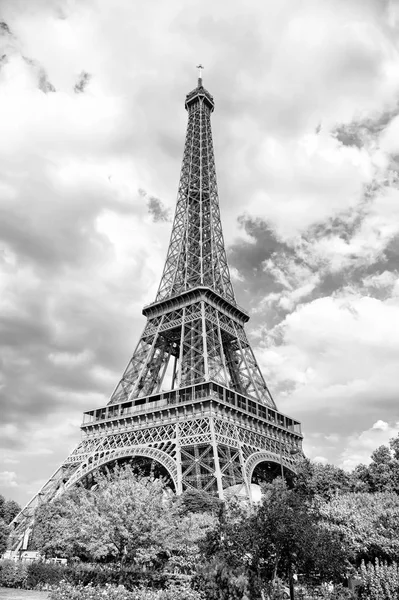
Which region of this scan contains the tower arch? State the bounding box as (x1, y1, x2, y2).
(64, 446, 178, 492)
(246, 451, 297, 486)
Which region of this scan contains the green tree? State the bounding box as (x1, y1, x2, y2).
(352, 434, 399, 494)
(167, 511, 216, 575)
(253, 479, 348, 596)
(195, 500, 254, 600)
(0, 495, 5, 521)
(197, 480, 349, 600)
(0, 520, 9, 554)
(3, 499, 21, 525)
(178, 489, 222, 516)
(33, 466, 179, 571)
(294, 458, 354, 499)
(319, 491, 399, 565)
(32, 465, 214, 581)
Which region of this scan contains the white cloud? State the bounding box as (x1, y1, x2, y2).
(340, 420, 399, 470)
(258, 292, 399, 420)
(1, 0, 399, 503)
(0, 471, 18, 488)
(246, 133, 373, 239)
(313, 456, 329, 465)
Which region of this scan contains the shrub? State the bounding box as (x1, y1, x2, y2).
(356, 559, 399, 600)
(26, 561, 68, 589)
(49, 582, 140, 600)
(318, 584, 354, 599)
(49, 581, 204, 600)
(159, 581, 205, 600)
(0, 559, 28, 588)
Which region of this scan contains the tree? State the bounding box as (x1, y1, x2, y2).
(0, 520, 9, 555)
(32, 465, 215, 581)
(0, 495, 21, 553)
(252, 479, 349, 597)
(197, 480, 349, 600)
(33, 466, 180, 571)
(293, 458, 354, 499)
(3, 499, 21, 525)
(178, 489, 222, 516)
(195, 500, 255, 600)
(167, 511, 216, 575)
(0, 495, 5, 521)
(318, 491, 399, 565)
(352, 434, 399, 494)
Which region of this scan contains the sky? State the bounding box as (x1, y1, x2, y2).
(1, 0, 399, 506)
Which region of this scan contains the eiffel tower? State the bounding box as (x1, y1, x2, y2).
(11, 69, 303, 549)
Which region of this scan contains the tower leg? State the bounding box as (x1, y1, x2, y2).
(210, 417, 224, 499)
(175, 423, 183, 495)
(238, 442, 252, 504)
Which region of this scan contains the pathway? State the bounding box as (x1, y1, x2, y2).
(0, 589, 49, 600)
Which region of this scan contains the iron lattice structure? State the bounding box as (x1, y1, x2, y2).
(11, 76, 303, 550)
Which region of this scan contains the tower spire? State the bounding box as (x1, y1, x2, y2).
(156, 72, 234, 303)
(197, 63, 204, 86)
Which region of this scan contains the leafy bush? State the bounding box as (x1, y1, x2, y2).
(0, 559, 28, 588)
(356, 559, 399, 600)
(0, 559, 172, 591)
(159, 581, 205, 600)
(49, 581, 205, 600)
(318, 584, 354, 599)
(26, 561, 68, 589)
(49, 582, 145, 600)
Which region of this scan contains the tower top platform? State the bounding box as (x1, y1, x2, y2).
(185, 80, 215, 112)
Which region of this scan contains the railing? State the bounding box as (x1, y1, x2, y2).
(82, 381, 302, 437)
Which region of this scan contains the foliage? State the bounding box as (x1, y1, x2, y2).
(317, 584, 354, 599)
(0, 495, 21, 524)
(49, 581, 205, 600)
(252, 479, 349, 586)
(352, 434, 399, 494)
(25, 561, 70, 589)
(0, 558, 28, 588)
(49, 582, 156, 600)
(33, 466, 181, 569)
(195, 498, 255, 599)
(196, 482, 349, 599)
(33, 465, 215, 579)
(294, 459, 354, 500)
(159, 581, 206, 600)
(0, 520, 9, 555)
(318, 492, 399, 564)
(356, 559, 399, 600)
(194, 556, 252, 600)
(3, 499, 21, 524)
(178, 489, 222, 516)
(165, 511, 215, 575)
(0, 494, 21, 553)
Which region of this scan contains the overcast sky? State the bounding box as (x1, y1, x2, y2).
(1, 0, 399, 505)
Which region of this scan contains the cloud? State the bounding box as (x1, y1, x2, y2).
(1, 0, 399, 504)
(139, 189, 171, 223)
(0, 471, 18, 488)
(340, 420, 399, 470)
(255, 291, 399, 446)
(74, 71, 91, 94)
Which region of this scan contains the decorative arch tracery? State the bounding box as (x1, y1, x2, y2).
(63, 446, 178, 491)
(245, 451, 297, 483)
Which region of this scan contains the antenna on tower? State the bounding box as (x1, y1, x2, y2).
(197, 64, 204, 86)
